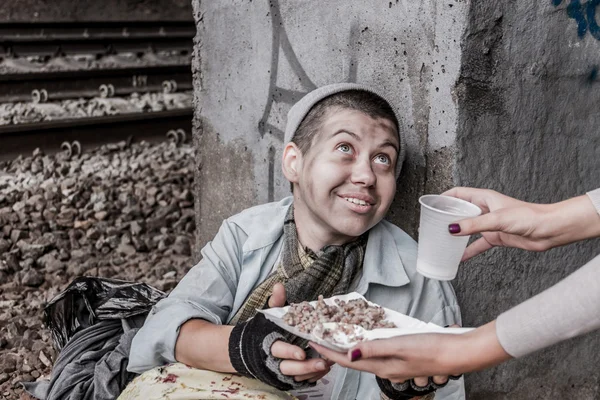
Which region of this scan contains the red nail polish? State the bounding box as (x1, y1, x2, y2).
(448, 224, 461, 234)
(350, 349, 362, 361)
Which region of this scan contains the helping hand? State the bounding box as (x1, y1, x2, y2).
(310, 321, 511, 384)
(442, 187, 598, 260)
(309, 325, 464, 385)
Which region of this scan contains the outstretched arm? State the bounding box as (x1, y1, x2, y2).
(312, 254, 600, 379)
(443, 187, 600, 260)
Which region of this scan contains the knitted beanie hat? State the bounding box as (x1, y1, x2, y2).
(284, 83, 405, 178)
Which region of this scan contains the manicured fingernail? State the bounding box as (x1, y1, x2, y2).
(448, 224, 461, 234)
(350, 349, 362, 361)
(316, 361, 326, 370)
(444, 325, 450, 328)
(295, 352, 303, 360)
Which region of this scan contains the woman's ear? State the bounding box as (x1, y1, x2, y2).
(282, 142, 302, 184)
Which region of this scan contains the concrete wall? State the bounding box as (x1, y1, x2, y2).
(0, 0, 192, 22)
(192, 0, 468, 247)
(454, 1, 600, 398)
(192, 0, 600, 398)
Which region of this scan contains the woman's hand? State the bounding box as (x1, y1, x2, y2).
(309, 321, 511, 383)
(443, 187, 600, 260)
(310, 332, 460, 384)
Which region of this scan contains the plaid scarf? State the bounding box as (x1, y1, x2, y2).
(231, 204, 367, 325)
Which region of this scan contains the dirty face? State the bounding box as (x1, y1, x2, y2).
(288, 108, 399, 248)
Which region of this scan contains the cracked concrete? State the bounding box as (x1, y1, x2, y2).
(192, 1, 599, 397)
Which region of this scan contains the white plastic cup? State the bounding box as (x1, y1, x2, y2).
(416, 195, 482, 280)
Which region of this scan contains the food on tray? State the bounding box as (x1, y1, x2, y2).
(319, 322, 366, 344)
(281, 295, 396, 334)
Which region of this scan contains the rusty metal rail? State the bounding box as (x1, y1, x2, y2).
(0, 21, 195, 57)
(0, 65, 192, 103)
(0, 108, 193, 160)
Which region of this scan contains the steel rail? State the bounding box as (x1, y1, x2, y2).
(0, 108, 194, 160)
(0, 64, 192, 103)
(0, 21, 195, 57)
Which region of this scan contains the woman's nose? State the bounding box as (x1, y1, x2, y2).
(351, 158, 376, 186)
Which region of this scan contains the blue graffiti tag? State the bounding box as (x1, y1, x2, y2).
(553, 0, 600, 39)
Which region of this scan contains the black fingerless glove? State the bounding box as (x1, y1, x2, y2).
(228, 313, 314, 392)
(376, 375, 461, 399)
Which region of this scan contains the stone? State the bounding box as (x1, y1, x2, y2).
(58, 248, 70, 261)
(42, 208, 56, 221)
(21, 258, 35, 270)
(5, 252, 20, 272)
(38, 351, 51, 368)
(56, 208, 78, 227)
(0, 239, 10, 253)
(70, 249, 87, 260)
(162, 270, 176, 279)
(173, 236, 191, 256)
(131, 236, 148, 252)
(60, 177, 76, 190)
(21, 269, 44, 287)
(116, 243, 136, 256)
(1, 354, 17, 373)
(130, 221, 143, 236)
(73, 220, 93, 230)
(86, 228, 101, 240)
(94, 211, 108, 221)
(16, 241, 46, 260)
(35, 253, 61, 270)
(12, 201, 27, 213)
(10, 229, 28, 243)
(20, 373, 33, 383)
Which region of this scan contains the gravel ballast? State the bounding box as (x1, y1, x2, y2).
(0, 140, 196, 399)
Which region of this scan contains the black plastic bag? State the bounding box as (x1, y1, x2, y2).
(43, 276, 165, 351)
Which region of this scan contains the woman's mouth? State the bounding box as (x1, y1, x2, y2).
(340, 195, 375, 213)
(343, 197, 370, 206)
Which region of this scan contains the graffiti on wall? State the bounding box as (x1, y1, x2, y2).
(259, 0, 359, 142)
(260, 0, 359, 201)
(553, 0, 600, 40)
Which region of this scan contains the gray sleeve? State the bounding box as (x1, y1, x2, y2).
(496, 254, 600, 358)
(127, 219, 244, 373)
(587, 188, 600, 215)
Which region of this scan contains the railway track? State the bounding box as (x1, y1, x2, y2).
(0, 21, 195, 158)
(0, 108, 193, 161)
(0, 65, 192, 103)
(0, 21, 194, 58)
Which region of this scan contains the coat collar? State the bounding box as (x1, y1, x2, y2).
(239, 196, 410, 289)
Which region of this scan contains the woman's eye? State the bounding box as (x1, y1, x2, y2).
(374, 154, 390, 165)
(337, 144, 352, 154)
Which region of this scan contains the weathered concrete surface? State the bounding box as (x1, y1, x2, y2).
(193, 0, 468, 244)
(192, 0, 600, 398)
(0, 0, 192, 22)
(454, 1, 600, 398)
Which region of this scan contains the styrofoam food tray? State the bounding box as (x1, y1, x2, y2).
(258, 292, 473, 352)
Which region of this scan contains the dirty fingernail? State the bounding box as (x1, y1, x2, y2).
(448, 224, 461, 234)
(350, 349, 362, 362)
